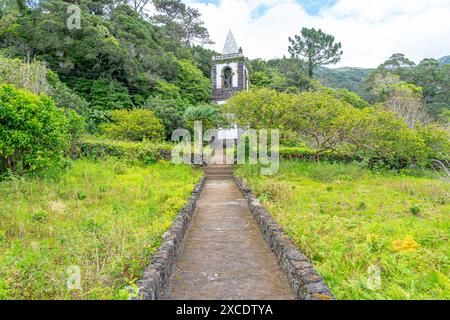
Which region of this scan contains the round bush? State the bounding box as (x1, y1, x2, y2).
(0, 84, 69, 173)
(101, 109, 165, 142)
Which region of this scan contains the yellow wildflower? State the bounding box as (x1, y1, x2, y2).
(392, 236, 420, 252)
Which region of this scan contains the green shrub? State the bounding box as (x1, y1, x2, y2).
(409, 206, 421, 216)
(101, 109, 165, 142)
(183, 104, 223, 131)
(79, 135, 172, 164)
(175, 60, 211, 105)
(416, 124, 450, 164)
(30, 210, 48, 223)
(284, 91, 357, 157)
(225, 88, 294, 129)
(65, 109, 86, 158)
(145, 96, 189, 138)
(347, 107, 427, 168)
(0, 85, 69, 174)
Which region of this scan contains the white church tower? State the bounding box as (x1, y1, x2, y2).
(211, 31, 250, 105)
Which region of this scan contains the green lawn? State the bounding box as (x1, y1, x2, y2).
(236, 160, 449, 300)
(0, 159, 201, 299)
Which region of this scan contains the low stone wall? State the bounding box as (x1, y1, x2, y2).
(137, 177, 206, 300)
(234, 177, 335, 300)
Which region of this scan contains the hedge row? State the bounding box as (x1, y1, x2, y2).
(78, 136, 172, 164)
(278, 147, 443, 170)
(77, 138, 441, 171)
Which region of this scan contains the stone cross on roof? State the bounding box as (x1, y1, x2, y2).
(222, 30, 240, 55)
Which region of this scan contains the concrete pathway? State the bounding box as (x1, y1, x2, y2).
(163, 165, 294, 300)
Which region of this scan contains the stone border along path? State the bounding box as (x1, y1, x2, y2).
(235, 177, 335, 300)
(138, 164, 334, 300)
(137, 176, 206, 300)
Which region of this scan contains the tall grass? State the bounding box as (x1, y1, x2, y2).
(0, 159, 201, 299)
(236, 160, 450, 300)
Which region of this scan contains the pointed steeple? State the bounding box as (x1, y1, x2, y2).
(222, 30, 239, 55)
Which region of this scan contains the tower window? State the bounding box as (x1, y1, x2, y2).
(222, 66, 233, 89)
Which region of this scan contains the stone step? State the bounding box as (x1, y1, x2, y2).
(206, 175, 234, 180)
(204, 164, 234, 168)
(205, 171, 233, 175)
(205, 170, 233, 175)
(203, 168, 234, 174)
(203, 165, 234, 169)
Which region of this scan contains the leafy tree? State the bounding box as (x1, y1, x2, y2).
(249, 58, 269, 73)
(225, 89, 293, 130)
(152, 79, 181, 100)
(412, 59, 443, 102)
(378, 53, 415, 77)
(144, 95, 188, 138)
(101, 109, 165, 141)
(416, 124, 450, 164)
(314, 84, 370, 109)
(152, 0, 212, 46)
(383, 83, 429, 129)
(123, 0, 151, 15)
(89, 78, 134, 111)
(0, 84, 70, 173)
(268, 58, 311, 90)
(346, 107, 427, 168)
(250, 71, 272, 88)
(247, 58, 311, 92)
(191, 45, 214, 77)
(284, 92, 354, 158)
(88, 78, 134, 132)
(334, 88, 370, 109)
(365, 54, 449, 120)
(364, 72, 403, 102)
(411, 59, 450, 118)
(46, 70, 90, 116)
(0, 56, 49, 94)
(65, 107, 87, 158)
(174, 59, 210, 104)
(288, 28, 343, 78)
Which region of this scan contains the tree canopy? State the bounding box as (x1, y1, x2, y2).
(0, 0, 213, 132)
(288, 27, 343, 78)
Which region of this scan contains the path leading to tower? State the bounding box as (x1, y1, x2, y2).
(163, 165, 294, 300)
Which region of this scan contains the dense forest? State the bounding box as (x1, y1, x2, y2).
(0, 0, 215, 133)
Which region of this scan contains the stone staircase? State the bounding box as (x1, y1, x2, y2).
(202, 165, 234, 180)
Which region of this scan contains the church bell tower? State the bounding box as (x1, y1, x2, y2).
(211, 31, 249, 104)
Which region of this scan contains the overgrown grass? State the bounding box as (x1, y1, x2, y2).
(0, 159, 201, 299)
(236, 160, 449, 300)
(81, 134, 174, 151)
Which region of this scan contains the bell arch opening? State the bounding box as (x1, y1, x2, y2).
(221, 66, 233, 89)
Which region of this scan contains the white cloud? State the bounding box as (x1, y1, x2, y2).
(187, 0, 450, 68)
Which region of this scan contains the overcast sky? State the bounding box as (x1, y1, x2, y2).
(185, 0, 450, 68)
